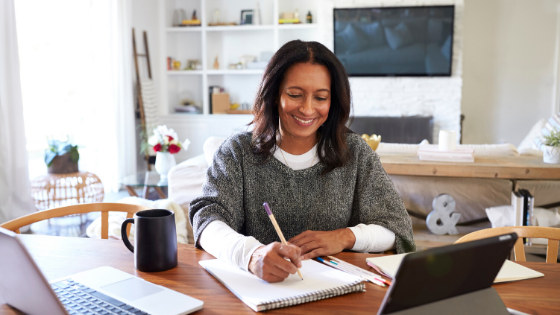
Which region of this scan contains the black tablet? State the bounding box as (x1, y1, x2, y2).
(378, 233, 518, 315)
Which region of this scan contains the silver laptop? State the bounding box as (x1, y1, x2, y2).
(0, 227, 203, 315)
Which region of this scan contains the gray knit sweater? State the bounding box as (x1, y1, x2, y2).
(189, 132, 415, 253)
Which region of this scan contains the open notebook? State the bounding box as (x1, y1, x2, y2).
(366, 254, 544, 283)
(199, 259, 365, 312)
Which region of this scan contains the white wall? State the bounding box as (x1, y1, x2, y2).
(462, 0, 560, 145)
(131, 0, 161, 101)
(320, 0, 465, 144)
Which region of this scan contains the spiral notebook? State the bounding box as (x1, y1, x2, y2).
(199, 259, 365, 312)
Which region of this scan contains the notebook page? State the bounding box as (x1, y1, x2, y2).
(199, 259, 362, 309)
(494, 260, 544, 283)
(366, 254, 543, 283)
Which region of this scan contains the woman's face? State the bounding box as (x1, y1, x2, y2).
(278, 62, 331, 143)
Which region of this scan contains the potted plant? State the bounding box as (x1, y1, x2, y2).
(147, 125, 190, 183)
(44, 139, 80, 174)
(542, 129, 560, 164)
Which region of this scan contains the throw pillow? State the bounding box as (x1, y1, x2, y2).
(440, 35, 452, 61)
(337, 23, 369, 53)
(534, 112, 560, 149)
(384, 22, 413, 50)
(203, 136, 226, 167)
(356, 22, 386, 48)
(518, 118, 546, 150)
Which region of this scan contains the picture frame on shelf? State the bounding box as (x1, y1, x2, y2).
(240, 10, 253, 25)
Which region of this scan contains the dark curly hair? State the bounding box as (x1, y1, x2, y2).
(250, 40, 352, 174)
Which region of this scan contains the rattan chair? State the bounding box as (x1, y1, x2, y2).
(455, 226, 560, 264)
(0, 203, 151, 239)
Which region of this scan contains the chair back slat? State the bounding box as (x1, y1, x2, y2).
(455, 226, 560, 264)
(101, 211, 109, 240)
(513, 238, 526, 262)
(0, 203, 151, 239)
(547, 240, 559, 264)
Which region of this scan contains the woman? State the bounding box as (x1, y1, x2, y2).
(190, 40, 415, 283)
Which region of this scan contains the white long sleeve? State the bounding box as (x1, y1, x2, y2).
(199, 220, 264, 271)
(348, 223, 396, 252)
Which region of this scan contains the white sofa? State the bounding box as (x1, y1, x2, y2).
(169, 137, 559, 244)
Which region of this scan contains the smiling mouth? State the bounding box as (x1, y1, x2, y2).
(292, 115, 315, 124)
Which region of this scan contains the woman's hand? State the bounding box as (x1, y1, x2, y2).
(288, 229, 356, 260)
(248, 242, 302, 283)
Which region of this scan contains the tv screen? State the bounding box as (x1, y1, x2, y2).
(334, 6, 454, 77)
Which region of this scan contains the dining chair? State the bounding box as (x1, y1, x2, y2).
(0, 203, 151, 239)
(455, 226, 560, 264)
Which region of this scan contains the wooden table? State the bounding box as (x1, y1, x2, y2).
(2, 235, 559, 315)
(379, 154, 560, 180)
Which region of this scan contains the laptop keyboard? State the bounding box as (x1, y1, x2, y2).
(51, 279, 151, 315)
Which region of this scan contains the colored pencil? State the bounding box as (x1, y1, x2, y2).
(366, 261, 392, 279)
(317, 257, 386, 287)
(263, 203, 303, 280)
(328, 256, 392, 286)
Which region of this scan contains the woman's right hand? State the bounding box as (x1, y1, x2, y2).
(248, 242, 302, 282)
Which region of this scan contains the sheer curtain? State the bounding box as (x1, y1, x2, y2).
(0, 0, 36, 223)
(16, 0, 136, 192)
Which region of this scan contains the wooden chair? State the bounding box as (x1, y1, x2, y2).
(455, 226, 560, 264)
(0, 203, 151, 239)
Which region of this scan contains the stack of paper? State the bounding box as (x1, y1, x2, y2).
(418, 146, 474, 162)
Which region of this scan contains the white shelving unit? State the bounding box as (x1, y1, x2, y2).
(158, 0, 321, 160)
(159, 0, 320, 115)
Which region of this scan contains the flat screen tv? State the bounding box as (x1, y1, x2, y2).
(334, 6, 454, 77)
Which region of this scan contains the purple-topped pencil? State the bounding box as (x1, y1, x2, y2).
(263, 202, 303, 280)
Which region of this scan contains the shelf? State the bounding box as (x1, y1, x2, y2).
(167, 70, 203, 75)
(206, 25, 275, 32)
(166, 27, 202, 32)
(206, 69, 264, 75)
(278, 24, 318, 30)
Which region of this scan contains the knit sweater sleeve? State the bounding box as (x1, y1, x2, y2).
(348, 136, 416, 253)
(189, 136, 246, 248)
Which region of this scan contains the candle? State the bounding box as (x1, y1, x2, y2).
(439, 130, 457, 151)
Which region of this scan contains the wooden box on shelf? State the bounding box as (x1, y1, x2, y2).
(212, 93, 230, 114)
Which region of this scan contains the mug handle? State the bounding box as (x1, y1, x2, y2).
(121, 218, 135, 253)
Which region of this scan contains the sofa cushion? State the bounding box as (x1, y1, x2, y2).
(384, 22, 413, 50)
(519, 119, 546, 151)
(203, 136, 226, 166)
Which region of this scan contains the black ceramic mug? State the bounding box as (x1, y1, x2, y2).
(121, 209, 178, 272)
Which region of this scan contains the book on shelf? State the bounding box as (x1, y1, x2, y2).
(279, 19, 301, 24)
(517, 189, 535, 245)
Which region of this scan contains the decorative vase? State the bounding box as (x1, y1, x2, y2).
(543, 145, 560, 164)
(155, 152, 176, 184)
